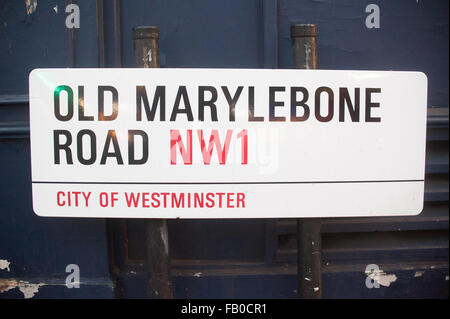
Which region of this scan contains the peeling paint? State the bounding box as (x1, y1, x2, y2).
(414, 270, 425, 278)
(445, 276, 449, 281)
(193, 272, 202, 278)
(141, 47, 153, 68)
(160, 224, 169, 256)
(18, 281, 45, 299)
(25, 0, 37, 15)
(0, 259, 10, 272)
(378, 273, 397, 287)
(147, 49, 153, 63)
(313, 287, 319, 292)
(53, 5, 58, 14)
(0, 279, 45, 299)
(304, 43, 312, 69)
(0, 279, 17, 295)
(365, 268, 397, 287)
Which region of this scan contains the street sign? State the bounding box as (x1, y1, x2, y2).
(29, 68, 427, 218)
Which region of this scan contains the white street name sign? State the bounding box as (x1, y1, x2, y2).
(29, 68, 427, 218)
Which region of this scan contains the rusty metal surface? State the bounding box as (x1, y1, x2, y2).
(290, 24, 323, 299)
(132, 25, 172, 299)
(132, 26, 160, 68)
(290, 24, 317, 70)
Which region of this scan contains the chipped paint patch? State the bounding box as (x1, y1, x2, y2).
(193, 272, 202, 278)
(304, 44, 312, 69)
(0, 259, 10, 272)
(414, 270, 425, 278)
(0, 279, 45, 298)
(160, 225, 169, 255)
(377, 272, 397, 287)
(365, 268, 398, 287)
(18, 281, 45, 299)
(25, 0, 38, 15)
(147, 49, 153, 63)
(445, 276, 449, 281)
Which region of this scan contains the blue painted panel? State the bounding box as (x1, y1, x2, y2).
(278, 0, 449, 107)
(0, 1, 111, 299)
(0, 280, 114, 299)
(171, 269, 448, 299)
(120, 0, 264, 68)
(0, 0, 99, 95)
(0, 139, 112, 296)
(322, 267, 449, 299)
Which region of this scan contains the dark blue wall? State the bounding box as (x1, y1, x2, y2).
(0, 0, 448, 299)
(278, 0, 449, 107)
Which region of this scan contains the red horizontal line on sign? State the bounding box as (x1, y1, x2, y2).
(32, 180, 424, 185)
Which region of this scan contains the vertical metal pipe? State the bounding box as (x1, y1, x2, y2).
(291, 24, 322, 299)
(96, 0, 105, 67)
(133, 26, 160, 68)
(132, 26, 172, 299)
(297, 219, 322, 298)
(291, 24, 317, 69)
